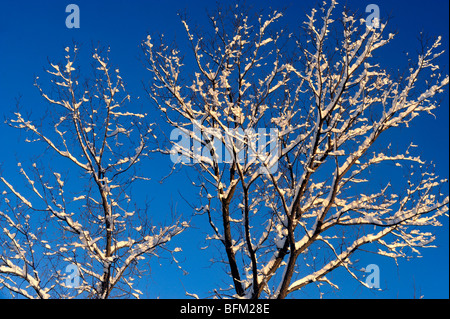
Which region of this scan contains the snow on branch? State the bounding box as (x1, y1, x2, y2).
(144, 1, 449, 299)
(1, 45, 186, 299)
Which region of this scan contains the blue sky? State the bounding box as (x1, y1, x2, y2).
(0, 0, 448, 299)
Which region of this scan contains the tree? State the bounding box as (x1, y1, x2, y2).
(143, 1, 449, 298)
(0, 46, 187, 299)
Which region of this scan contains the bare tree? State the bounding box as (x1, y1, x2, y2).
(143, 2, 449, 298)
(0, 46, 187, 299)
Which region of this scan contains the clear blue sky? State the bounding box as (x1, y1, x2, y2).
(0, 0, 448, 299)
